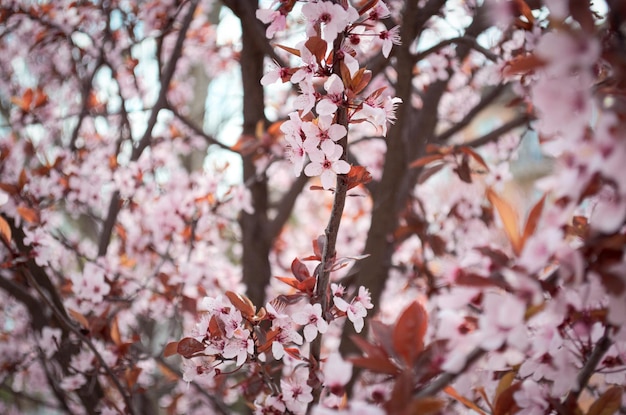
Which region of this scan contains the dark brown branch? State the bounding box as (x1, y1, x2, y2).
(132, 0, 199, 160)
(412, 36, 499, 64)
(268, 173, 309, 238)
(168, 104, 235, 152)
(22, 267, 137, 415)
(435, 84, 507, 143)
(465, 114, 532, 148)
(414, 347, 485, 398)
(564, 326, 612, 407)
(99, 0, 199, 257)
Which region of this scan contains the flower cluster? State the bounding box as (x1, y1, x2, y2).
(259, 0, 401, 189)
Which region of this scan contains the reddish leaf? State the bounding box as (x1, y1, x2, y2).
(304, 36, 327, 64)
(569, 0, 594, 33)
(110, 316, 122, 346)
(273, 43, 301, 57)
(225, 291, 256, 319)
(455, 270, 506, 289)
(163, 341, 179, 357)
(521, 193, 546, 247)
(345, 165, 373, 190)
(351, 68, 372, 95)
(17, 206, 39, 224)
(350, 356, 399, 375)
(444, 386, 488, 415)
(409, 153, 444, 168)
(459, 146, 490, 171)
(177, 337, 205, 358)
(358, 0, 379, 16)
(403, 397, 446, 415)
(350, 335, 388, 359)
(487, 188, 522, 255)
(386, 370, 413, 414)
(493, 382, 521, 415)
(454, 155, 473, 183)
(513, 0, 535, 23)
(125, 367, 142, 389)
(418, 163, 446, 184)
(291, 258, 311, 282)
(370, 320, 395, 357)
(392, 301, 428, 366)
(207, 316, 224, 337)
(0, 216, 11, 244)
(494, 371, 516, 405)
(502, 53, 545, 77)
(68, 309, 90, 330)
(586, 386, 623, 415)
(276, 276, 303, 290)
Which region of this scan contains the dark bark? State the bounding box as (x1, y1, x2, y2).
(223, 0, 272, 307)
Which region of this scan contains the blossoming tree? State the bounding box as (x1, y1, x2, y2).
(0, 0, 625, 414)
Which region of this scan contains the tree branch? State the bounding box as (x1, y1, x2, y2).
(465, 114, 532, 148)
(412, 36, 499, 65)
(434, 84, 507, 143)
(98, 0, 199, 257)
(414, 347, 485, 398)
(564, 326, 612, 407)
(168, 104, 235, 152)
(268, 173, 309, 239)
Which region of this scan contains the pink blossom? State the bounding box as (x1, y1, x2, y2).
(334, 296, 368, 333)
(222, 329, 254, 366)
(322, 353, 352, 394)
(281, 372, 313, 414)
(70, 262, 111, 304)
(256, 8, 286, 39)
(316, 74, 345, 116)
(513, 379, 550, 415)
(378, 26, 401, 58)
(271, 326, 303, 361)
(302, 115, 347, 149)
(304, 141, 350, 190)
(59, 374, 86, 392)
(302, 2, 358, 44)
(292, 303, 328, 342)
(292, 44, 321, 85)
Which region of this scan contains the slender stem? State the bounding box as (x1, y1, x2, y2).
(309, 31, 350, 407)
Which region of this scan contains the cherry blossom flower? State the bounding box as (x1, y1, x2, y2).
(254, 394, 286, 415)
(316, 74, 345, 116)
(378, 26, 401, 58)
(292, 44, 321, 85)
(256, 8, 286, 39)
(271, 325, 304, 361)
(38, 327, 62, 359)
(322, 353, 352, 395)
(334, 296, 368, 333)
(302, 115, 347, 149)
(222, 328, 254, 366)
(294, 79, 317, 115)
(304, 141, 351, 190)
(513, 379, 550, 415)
(70, 262, 111, 304)
(261, 62, 292, 86)
(60, 374, 86, 392)
(292, 303, 328, 342)
(302, 1, 358, 44)
(281, 372, 313, 414)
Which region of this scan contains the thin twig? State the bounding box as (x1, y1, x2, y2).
(414, 347, 485, 398)
(465, 114, 532, 148)
(98, 0, 200, 257)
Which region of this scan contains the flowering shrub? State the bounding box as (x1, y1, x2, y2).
(0, 0, 625, 414)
